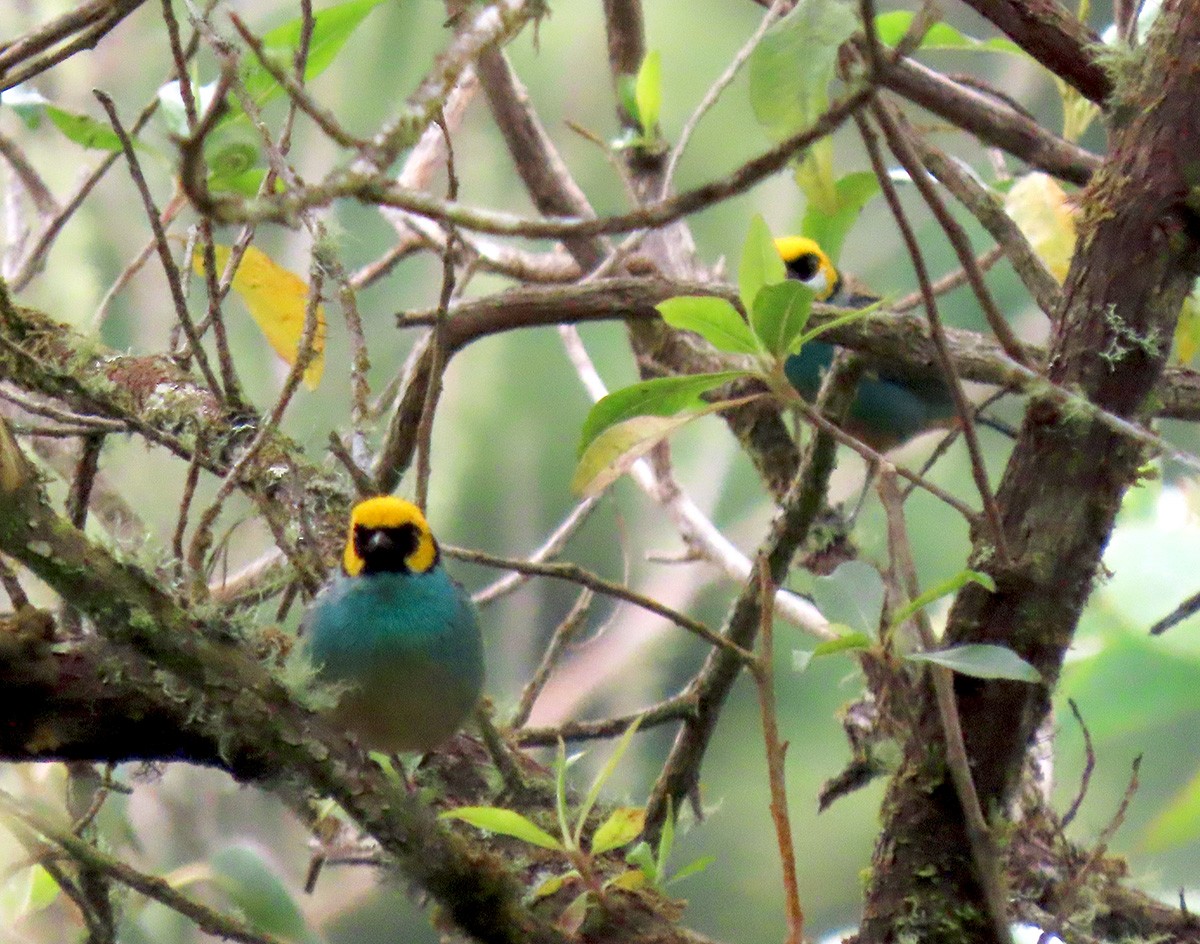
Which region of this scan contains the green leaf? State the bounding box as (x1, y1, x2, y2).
(617, 75, 639, 125)
(46, 106, 126, 152)
(811, 631, 873, 657)
(740, 214, 787, 314)
(801, 172, 880, 265)
(658, 296, 762, 355)
(578, 371, 750, 456)
(634, 50, 662, 137)
(241, 0, 387, 106)
(748, 0, 857, 142)
(590, 807, 646, 854)
(873, 11, 1024, 53)
(752, 281, 815, 357)
(625, 841, 658, 884)
(1, 87, 48, 129)
(532, 870, 577, 900)
(572, 413, 701, 497)
(891, 569, 995, 628)
(666, 854, 716, 885)
(810, 560, 885, 637)
(906, 644, 1042, 682)
(792, 296, 884, 353)
(440, 806, 565, 851)
(210, 845, 319, 944)
(575, 716, 643, 845)
(1144, 765, 1200, 851)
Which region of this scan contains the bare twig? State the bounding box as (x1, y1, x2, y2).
(877, 469, 1012, 944)
(511, 589, 594, 728)
(858, 108, 1011, 563)
(750, 564, 804, 944)
(446, 545, 751, 661)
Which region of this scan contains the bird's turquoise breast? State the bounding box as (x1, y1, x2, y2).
(784, 342, 957, 451)
(303, 568, 484, 752)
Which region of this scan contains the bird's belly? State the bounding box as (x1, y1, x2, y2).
(330, 655, 480, 753)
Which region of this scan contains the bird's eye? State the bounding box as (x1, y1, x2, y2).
(790, 252, 820, 282)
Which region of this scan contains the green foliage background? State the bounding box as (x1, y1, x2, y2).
(1, 1, 1199, 942)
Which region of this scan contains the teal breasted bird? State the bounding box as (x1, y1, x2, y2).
(775, 236, 958, 451)
(302, 496, 484, 753)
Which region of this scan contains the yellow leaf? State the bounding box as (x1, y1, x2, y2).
(1175, 293, 1200, 365)
(1004, 173, 1077, 283)
(194, 245, 325, 389)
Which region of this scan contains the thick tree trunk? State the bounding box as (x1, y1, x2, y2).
(859, 2, 1200, 940)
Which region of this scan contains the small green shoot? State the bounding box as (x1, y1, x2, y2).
(442, 716, 655, 927)
(624, 798, 715, 890)
(889, 569, 995, 630)
(615, 51, 665, 151)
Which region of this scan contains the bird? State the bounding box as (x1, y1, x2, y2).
(774, 236, 959, 452)
(302, 496, 484, 753)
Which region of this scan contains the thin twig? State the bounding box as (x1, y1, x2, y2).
(445, 545, 751, 661)
(661, 0, 787, 197)
(858, 107, 1011, 564)
(93, 91, 226, 401)
(511, 589, 594, 728)
(877, 468, 1013, 944)
(512, 694, 697, 746)
(750, 563, 804, 944)
(474, 498, 600, 606)
(1060, 698, 1095, 829)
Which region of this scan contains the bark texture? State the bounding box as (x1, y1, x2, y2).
(859, 2, 1200, 940)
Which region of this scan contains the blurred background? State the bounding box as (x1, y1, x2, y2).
(1, 1, 1198, 941)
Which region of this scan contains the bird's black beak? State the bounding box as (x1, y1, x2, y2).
(364, 529, 394, 555)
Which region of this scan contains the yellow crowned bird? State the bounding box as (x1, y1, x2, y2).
(774, 236, 959, 451)
(302, 496, 484, 753)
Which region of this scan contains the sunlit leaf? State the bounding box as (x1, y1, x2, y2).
(241, 0, 388, 106)
(658, 296, 761, 355)
(1, 86, 48, 129)
(906, 643, 1042, 682)
(1174, 292, 1200, 365)
(591, 807, 646, 854)
(193, 244, 326, 389)
(577, 371, 751, 456)
(576, 716, 643, 844)
(573, 414, 699, 497)
(740, 214, 787, 314)
(752, 281, 815, 356)
(811, 560, 884, 637)
(873, 11, 1024, 53)
(625, 841, 658, 883)
(748, 0, 856, 214)
(802, 171, 880, 264)
(440, 806, 564, 851)
(890, 569, 995, 628)
(634, 50, 662, 137)
(606, 868, 649, 891)
(1004, 173, 1077, 282)
(532, 870, 578, 900)
(210, 845, 319, 944)
(748, 0, 856, 140)
(792, 296, 883, 353)
(811, 631, 873, 657)
(667, 854, 716, 885)
(46, 106, 126, 152)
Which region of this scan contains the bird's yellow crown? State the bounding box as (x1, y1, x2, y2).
(342, 496, 439, 577)
(773, 236, 840, 302)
